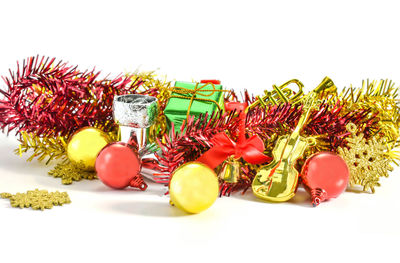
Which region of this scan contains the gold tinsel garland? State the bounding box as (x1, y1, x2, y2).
(337, 79, 400, 145)
(136, 72, 171, 143)
(16, 132, 68, 164)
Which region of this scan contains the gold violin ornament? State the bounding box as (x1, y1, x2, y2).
(251, 77, 336, 202)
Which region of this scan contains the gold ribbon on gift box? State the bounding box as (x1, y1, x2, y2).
(169, 82, 230, 120)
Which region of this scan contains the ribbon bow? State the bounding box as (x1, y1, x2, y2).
(197, 132, 271, 169)
(170, 82, 229, 120)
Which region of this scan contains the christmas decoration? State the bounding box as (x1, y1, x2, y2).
(146, 75, 171, 144)
(247, 78, 305, 110)
(156, 76, 381, 196)
(48, 161, 97, 185)
(215, 102, 269, 183)
(1, 55, 400, 211)
(218, 156, 241, 183)
(252, 77, 335, 202)
(0, 189, 71, 210)
(0, 56, 138, 137)
(67, 127, 110, 171)
(335, 79, 400, 145)
(338, 123, 396, 193)
(301, 152, 349, 206)
(156, 105, 378, 196)
(247, 102, 377, 155)
(197, 132, 270, 170)
(169, 162, 219, 214)
(17, 132, 68, 164)
(155, 111, 238, 185)
(0, 56, 169, 163)
(95, 142, 146, 190)
(113, 94, 158, 150)
(164, 81, 229, 130)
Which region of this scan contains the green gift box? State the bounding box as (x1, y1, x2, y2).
(164, 81, 226, 130)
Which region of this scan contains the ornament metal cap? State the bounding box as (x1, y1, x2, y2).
(310, 188, 328, 207)
(113, 94, 158, 150)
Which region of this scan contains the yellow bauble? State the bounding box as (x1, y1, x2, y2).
(169, 162, 219, 214)
(67, 127, 110, 171)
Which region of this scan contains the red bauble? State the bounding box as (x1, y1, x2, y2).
(95, 142, 147, 190)
(301, 152, 349, 207)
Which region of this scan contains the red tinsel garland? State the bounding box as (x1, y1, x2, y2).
(155, 111, 240, 184)
(156, 101, 379, 196)
(0, 56, 158, 138)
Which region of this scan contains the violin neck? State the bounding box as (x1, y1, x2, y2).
(291, 77, 335, 137)
(292, 97, 314, 136)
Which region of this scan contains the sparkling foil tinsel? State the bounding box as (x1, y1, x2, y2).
(0, 56, 170, 163)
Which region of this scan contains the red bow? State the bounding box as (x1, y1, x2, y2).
(197, 132, 271, 169)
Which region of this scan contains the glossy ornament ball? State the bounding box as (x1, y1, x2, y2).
(95, 142, 146, 190)
(169, 162, 219, 214)
(67, 127, 110, 171)
(301, 152, 349, 207)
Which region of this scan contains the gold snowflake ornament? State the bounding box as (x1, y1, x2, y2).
(48, 161, 97, 185)
(338, 123, 393, 193)
(1, 189, 71, 210)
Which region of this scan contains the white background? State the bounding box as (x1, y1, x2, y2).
(0, 0, 399, 262)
